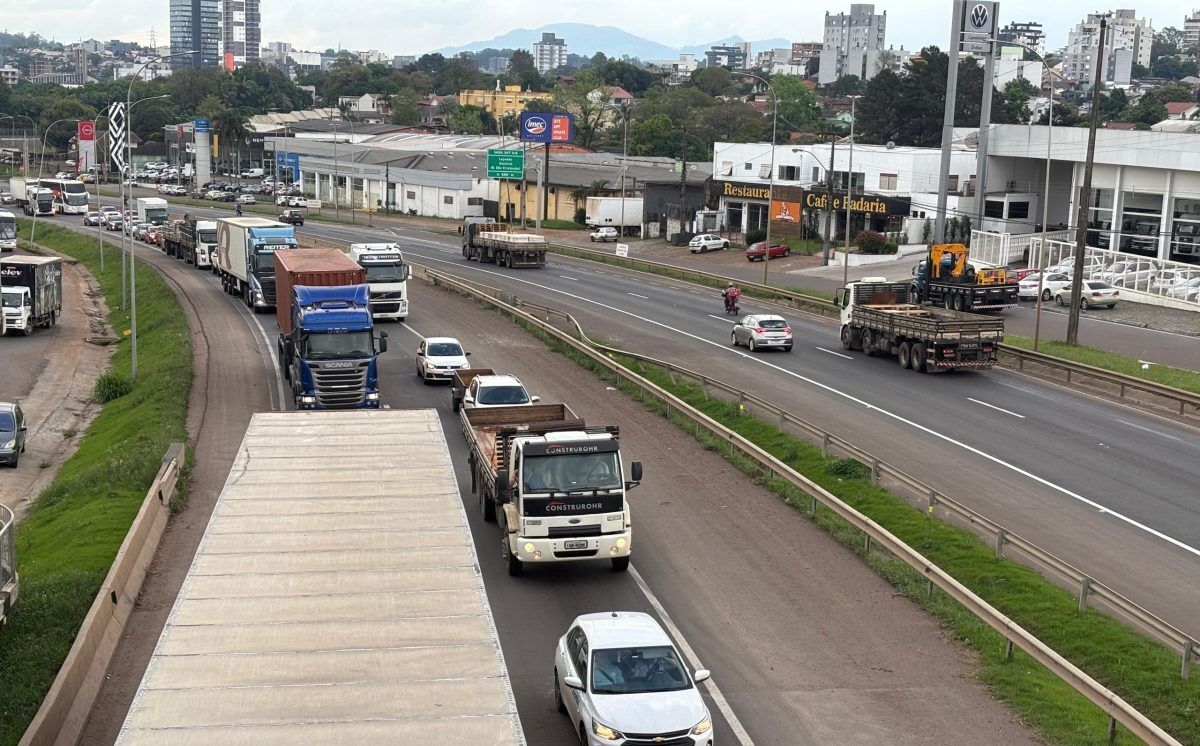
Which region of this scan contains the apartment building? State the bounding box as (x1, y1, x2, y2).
(533, 33, 567, 74)
(818, 4, 887, 86)
(1063, 9, 1153, 86)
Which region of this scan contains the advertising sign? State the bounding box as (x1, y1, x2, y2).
(487, 148, 525, 179)
(275, 151, 300, 175)
(770, 199, 801, 223)
(519, 112, 575, 144)
(77, 121, 96, 174)
(615, 243, 629, 257)
(959, 1, 998, 53)
(193, 118, 211, 133)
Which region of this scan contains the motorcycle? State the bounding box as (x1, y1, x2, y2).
(723, 289, 742, 315)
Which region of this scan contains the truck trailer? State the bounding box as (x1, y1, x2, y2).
(462, 403, 641, 575)
(911, 243, 1020, 311)
(163, 215, 218, 268)
(349, 243, 409, 321)
(1, 255, 63, 335)
(584, 196, 643, 233)
(9, 178, 53, 217)
(835, 278, 1005, 372)
(462, 220, 547, 268)
(215, 216, 298, 311)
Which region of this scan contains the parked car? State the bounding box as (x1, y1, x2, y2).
(54, 171, 70, 179)
(78, 173, 95, 183)
(1166, 276, 1200, 301)
(287, 196, 308, 208)
(1056, 280, 1119, 309)
(589, 226, 619, 243)
(1150, 269, 1198, 294)
(0, 402, 27, 468)
(276, 194, 291, 206)
(1006, 267, 1039, 282)
(1017, 272, 1072, 301)
(236, 194, 256, 205)
(745, 241, 790, 262)
(278, 209, 304, 226)
(64, 159, 76, 167)
(554, 612, 712, 746)
(730, 314, 793, 351)
(1046, 255, 1107, 278)
(1097, 258, 1159, 288)
(688, 234, 728, 253)
(83, 211, 103, 226)
(415, 337, 470, 383)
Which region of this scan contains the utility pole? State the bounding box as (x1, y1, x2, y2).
(542, 142, 550, 221)
(1066, 18, 1106, 347)
(822, 137, 835, 266)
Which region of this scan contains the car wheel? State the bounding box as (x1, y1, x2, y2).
(859, 327, 873, 356)
(1055, 295, 1065, 307)
(9, 453, 17, 468)
(555, 669, 567, 713)
(783, 344, 793, 352)
(784, 248, 791, 256)
(1042, 288, 1051, 301)
(841, 325, 854, 351)
(749, 337, 757, 352)
(579, 724, 588, 745)
(1080, 298, 1090, 309)
(611, 555, 630, 571)
(730, 332, 738, 347)
(722, 241, 729, 249)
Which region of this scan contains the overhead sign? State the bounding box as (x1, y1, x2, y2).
(193, 118, 211, 133)
(487, 148, 525, 179)
(959, 1, 999, 53)
(519, 112, 574, 144)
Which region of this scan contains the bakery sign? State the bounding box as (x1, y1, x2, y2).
(804, 191, 892, 215)
(722, 181, 772, 200)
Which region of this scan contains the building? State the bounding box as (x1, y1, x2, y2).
(169, 0, 220, 69)
(482, 55, 509, 74)
(1186, 10, 1200, 54)
(998, 21, 1046, 56)
(791, 42, 823, 67)
(994, 46, 1045, 91)
(392, 55, 416, 69)
(289, 50, 323, 74)
(819, 4, 887, 86)
(263, 41, 291, 67)
(458, 84, 538, 122)
(112, 61, 172, 81)
(1063, 10, 1153, 86)
(221, 0, 261, 69)
(646, 54, 697, 85)
(704, 43, 750, 70)
(753, 47, 792, 71)
(0, 67, 18, 86)
(532, 33, 567, 74)
(338, 94, 392, 124)
(1165, 101, 1200, 119)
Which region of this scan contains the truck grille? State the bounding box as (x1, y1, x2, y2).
(260, 277, 277, 306)
(548, 524, 602, 538)
(370, 291, 403, 314)
(312, 361, 368, 407)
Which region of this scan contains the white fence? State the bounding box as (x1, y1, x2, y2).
(1029, 237, 1200, 312)
(971, 229, 1072, 267)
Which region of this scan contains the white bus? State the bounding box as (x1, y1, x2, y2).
(40, 178, 90, 215)
(0, 210, 16, 251)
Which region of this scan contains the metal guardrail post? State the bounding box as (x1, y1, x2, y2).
(1079, 576, 1093, 612)
(1182, 641, 1193, 680)
(994, 529, 1007, 559)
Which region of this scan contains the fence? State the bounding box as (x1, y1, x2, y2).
(1029, 237, 1200, 312)
(416, 263, 1182, 745)
(0, 505, 16, 625)
(971, 229, 1072, 267)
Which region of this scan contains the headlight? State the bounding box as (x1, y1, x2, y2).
(691, 716, 712, 735)
(365, 392, 380, 401)
(1, 439, 14, 450)
(425, 361, 437, 369)
(591, 720, 623, 741)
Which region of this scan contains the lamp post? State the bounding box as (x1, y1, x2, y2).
(29, 117, 78, 247)
(792, 143, 838, 265)
(119, 93, 171, 312)
(740, 72, 779, 286)
(842, 95, 860, 289)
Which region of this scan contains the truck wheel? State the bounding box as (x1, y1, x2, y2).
(840, 325, 854, 351)
(897, 341, 911, 369)
(944, 296, 953, 310)
(481, 480, 496, 522)
(954, 295, 965, 312)
(911, 342, 927, 373)
(503, 536, 522, 575)
(22, 321, 32, 337)
(859, 328, 873, 356)
(611, 556, 630, 572)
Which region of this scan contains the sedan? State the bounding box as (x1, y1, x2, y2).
(554, 612, 713, 746)
(415, 336, 470, 383)
(745, 241, 790, 262)
(104, 216, 124, 231)
(236, 194, 256, 205)
(1167, 276, 1200, 301)
(1006, 267, 1039, 282)
(1017, 272, 1072, 301)
(142, 226, 162, 245)
(1056, 280, 1119, 309)
(731, 314, 793, 351)
(83, 211, 104, 226)
(688, 234, 728, 253)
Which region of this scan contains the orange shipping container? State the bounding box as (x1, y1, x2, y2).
(275, 248, 366, 335)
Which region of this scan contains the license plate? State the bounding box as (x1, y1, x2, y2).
(563, 540, 588, 550)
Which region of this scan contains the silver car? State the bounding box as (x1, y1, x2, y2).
(1056, 280, 1119, 309)
(1017, 272, 1071, 301)
(731, 314, 793, 351)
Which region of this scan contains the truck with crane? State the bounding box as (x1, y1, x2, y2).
(910, 243, 1020, 312)
(461, 219, 547, 268)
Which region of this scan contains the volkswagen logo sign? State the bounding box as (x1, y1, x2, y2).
(970, 3, 989, 29)
(524, 116, 548, 135)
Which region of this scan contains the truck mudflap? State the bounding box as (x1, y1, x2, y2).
(928, 359, 997, 370)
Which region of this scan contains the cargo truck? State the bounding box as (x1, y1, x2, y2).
(275, 248, 387, 409)
(136, 196, 169, 225)
(461, 219, 547, 268)
(463, 404, 641, 575)
(1, 255, 63, 336)
(452, 368, 539, 412)
(584, 196, 643, 234)
(835, 278, 1005, 372)
(163, 216, 218, 269)
(911, 243, 1019, 311)
(10, 178, 53, 217)
(349, 243, 409, 321)
(215, 217, 298, 311)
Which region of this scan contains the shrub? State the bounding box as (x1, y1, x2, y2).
(573, 207, 587, 226)
(855, 230, 891, 254)
(93, 372, 133, 403)
(824, 457, 872, 480)
(745, 229, 766, 245)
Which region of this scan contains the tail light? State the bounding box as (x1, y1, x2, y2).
(783, 327, 792, 334)
(754, 328, 765, 334)
(1091, 292, 1101, 297)
(941, 347, 953, 356)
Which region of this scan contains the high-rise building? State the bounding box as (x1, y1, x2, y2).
(818, 4, 887, 86)
(532, 33, 567, 73)
(221, 0, 261, 69)
(1064, 9, 1153, 86)
(998, 21, 1046, 56)
(1185, 10, 1200, 54)
(169, 0, 220, 69)
(704, 43, 750, 69)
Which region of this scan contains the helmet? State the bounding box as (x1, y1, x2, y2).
(727, 282, 736, 288)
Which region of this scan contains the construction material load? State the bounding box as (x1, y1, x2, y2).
(461, 219, 547, 268)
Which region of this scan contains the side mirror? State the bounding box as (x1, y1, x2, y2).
(465, 351, 472, 357)
(530, 395, 540, 403)
(630, 461, 643, 482)
(495, 469, 510, 503)
(378, 335, 388, 354)
(563, 675, 585, 690)
(463, 392, 474, 403)
(693, 669, 711, 684)
(19, 425, 27, 432)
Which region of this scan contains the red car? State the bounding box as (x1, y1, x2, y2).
(1006, 267, 1038, 282)
(746, 241, 791, 262)
(142, 226, 162, 245)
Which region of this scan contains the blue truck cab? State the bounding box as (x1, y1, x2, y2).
(282, 284, 389, 409)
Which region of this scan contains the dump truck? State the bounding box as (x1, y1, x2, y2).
(1, 255, 63, 336)
(163, 215, 218, 268)
(451, 368, 539, 412)
(835, 278, 1005, 372)
(462, 404, 641, 575)
(910, 243, 1020, 311)
(461, 219, 547, 268)
(215, 217, 299, 311)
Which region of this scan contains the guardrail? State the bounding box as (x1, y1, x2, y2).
(1, 505, 17, 625)
(21, 443, 184, 746)
(417, 263, 1182, 744)
(546, 241, 1200, 419)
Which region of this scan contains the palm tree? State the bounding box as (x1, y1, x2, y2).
(212, 110, 249, 175)
(569, 179, 609, 205)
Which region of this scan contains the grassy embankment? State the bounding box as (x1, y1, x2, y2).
(0, 220, 191, 745)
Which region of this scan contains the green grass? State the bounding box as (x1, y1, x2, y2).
(0, 220, 191, 745)
(476, 303, 1199, 746)
(1006, 334, 1200, 396)
(540, 218, 585, 231)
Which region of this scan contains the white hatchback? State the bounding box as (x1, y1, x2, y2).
(1017, 272, 1072, 301)
(688, 234, 728, 253)
(415, 336, 470, 382)
(554, 612, 713, 746)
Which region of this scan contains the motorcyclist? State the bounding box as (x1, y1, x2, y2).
(722, 282, 742, 313)
(235, 202, 243, 216)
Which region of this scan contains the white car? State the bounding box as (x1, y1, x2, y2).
(730, 314, 793, 351)
(1166, 276, 1200, 301)
(1097, 258, 1159, 288)
(415, 336, 470, 382)
(688, 234, 728, 253)
(1017, 272, 1072, 301)
(1056, 280, 1119, 309)
(554, 612, 713, 746)
(287, 196, 308, 208)
(276, 195, 291, 206)
(590, 226, 618, 243)
(236, 194, 256, 205)
(461, 374, 539, 409)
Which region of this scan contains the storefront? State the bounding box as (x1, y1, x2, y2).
(803, 191, 911, 238)
(720, 181, 806, 237)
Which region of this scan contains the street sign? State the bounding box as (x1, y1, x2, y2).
(193, 118, 211, 133)
(615, 243, 629, 257)
(487, 148, 525, 179)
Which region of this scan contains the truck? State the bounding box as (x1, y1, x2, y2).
(214, 217, 299, 311)
(39, 177, 90, 215)
(835, 278, 1005, 372)
(462, 404, 641, 575)
(584, 196, 643, 234)
(0, 210, 16, 251)
(162, 215, 218, 269)
(451, 368, 540, 412)
(349, 243, 409, 321)
(275, 248, 387, 409)
(10, 178, 53, 217)
(911, 243, 1020, 312)
(1, 255, 63, 336)
(461, 219, 547, 268)
(136, 196, 169, 226)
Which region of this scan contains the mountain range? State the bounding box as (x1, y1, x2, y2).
(432, 23, 792, 63)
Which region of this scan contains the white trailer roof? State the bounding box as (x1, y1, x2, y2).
(119, 409, 524, 745)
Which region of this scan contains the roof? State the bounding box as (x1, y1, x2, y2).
(0, 402, 17, 413)
(1166, 102, 1197, 115)
(473, 374, 525, 388)
(423, 336, 462, 345)
(609, 86, 634, 100)
(575, 612, 671, 649)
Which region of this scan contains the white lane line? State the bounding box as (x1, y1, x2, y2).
(408, 251, 1200, 560)
(966, 397, 1026, 419)
(559, 275, 579, 281)
(627, 292, 650, 299)
(707, 315, 737, 324)
(629, 565, 755, 746)
(396, 322, 426, 341)
(815, 347, 854, 360)
(1118, 418, 1184, 443)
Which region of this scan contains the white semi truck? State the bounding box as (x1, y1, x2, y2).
(9, 178, 53, 217)
(349, 243, 409, 321)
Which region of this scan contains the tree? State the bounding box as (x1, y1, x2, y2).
(771, 74, 821, 134)
(1037, 101, 1081, 126)
(874, 50, 899, 76)
(598, 60, 656, 96)
(1098, 87, 1129, 120)
(691, 67, 733, 97)
(446, 104, 487, 134)
(212, 109, 249, 171)
(998, 78, 1038, 124)
(38, 98, 96, 148)
(1153, 27, 1185, 59)
(437, 54, 486, 95)
(389, 89, 421, 125)
(1150, 56, 1200, 81)
(507, 49, 545, 92)
(1131, 62, 1151, 79)
(1125, 95, 1168, 126)
(552, 72, 611, 149)
(856, 68, 901, 143)
(568, 179, 608, 204)
(828, 74, 862, 96)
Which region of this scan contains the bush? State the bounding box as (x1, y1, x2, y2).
(573, 207, 587, 226)
(93, 372, 133, 403)
(745, 229, 766, 245)
(855, 230, 892, 254)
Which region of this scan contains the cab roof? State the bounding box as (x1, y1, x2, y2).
(573, 612, 673, 649)
(473, 374, 524, 388)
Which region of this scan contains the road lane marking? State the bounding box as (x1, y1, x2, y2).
(1117, 418, 1183, 443)
(966, 398, 1025, 419)
(816, 347, 853, 360)
(629, 565, 755, 746)
(559, 275, 579, 281)
(627, 292, 649, 299)
(707, 315, 737, 324)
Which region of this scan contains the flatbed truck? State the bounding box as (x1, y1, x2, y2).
(462, 219, 547, 268)
(163, 215, 218, 268)
(911, 243, 1019, 311)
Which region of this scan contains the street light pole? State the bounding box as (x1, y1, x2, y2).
(30, 117, 78, 247)
(743, 72, 779, 287)
(120, 93, 171, 313)
(842, 96, 860, 289)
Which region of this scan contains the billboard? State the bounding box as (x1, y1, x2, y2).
(77, 121, 96, 174)
(519, 112, 574, 144)
(770, 199, 801, 223)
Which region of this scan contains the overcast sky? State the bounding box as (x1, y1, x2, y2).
(23, 1, 1189, 57)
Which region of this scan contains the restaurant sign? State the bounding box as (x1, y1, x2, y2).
(722, 181, 772, 200)
(804, 191, 894, 215)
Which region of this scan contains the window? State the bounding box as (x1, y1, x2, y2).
(444, 195, 454, 205)
(1087, 188, 1115, 250)
(1119, 191, 1162, 257)
(1170, 197, 1200, 264)
(406, 190, 416, 200)
(467, 197, 483, 206)
(812, 167, 821, 183)
(778, 165, 799, 181)
(744, 162, 753, 171)
(947, 175, 960, 192)
(984, 200, 1005, 219)
(1007, 201, 1029, 219)
(834, 171, 865, 191)
(879, 173, 897, 190)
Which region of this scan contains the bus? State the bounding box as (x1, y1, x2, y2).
(0, 210, 16, 251)
(39, 178, 90, 215)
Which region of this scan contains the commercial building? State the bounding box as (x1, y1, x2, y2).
(998, 21, 1046, 56)
(458, 84, 538, 121)
(1063, 9, 1153, 86)
(818, 4, 887, 86)
(169, 0, 220, 70)
(221, 0, 261, 68)
(994, 46, 1045, 91)
(704, 44, 750, 70)
(532, 33, 567, 74)
(646, 54, 697, 85)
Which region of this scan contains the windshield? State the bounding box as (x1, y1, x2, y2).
(301, 331, 374, 359)
(757, 318, 787, 329)
(145, 208, 168, 222)
(591, 646, 690, 695)
(2, 291, 22, 308)
(0, 412, 14, 431)
(477, 385, 530, 405)
(1088, 281, 1114, 289)
(0, 220, 14, 240)
(364, 264, 408, 282)
(427, 342, 462, 357)
(253, 252, 276, 273)
(66, 193, 89, 206)
(522, 452, 621, 493)
(198, 230, 218, 243)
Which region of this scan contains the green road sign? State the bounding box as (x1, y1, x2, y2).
(487, 148, 525, 180)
